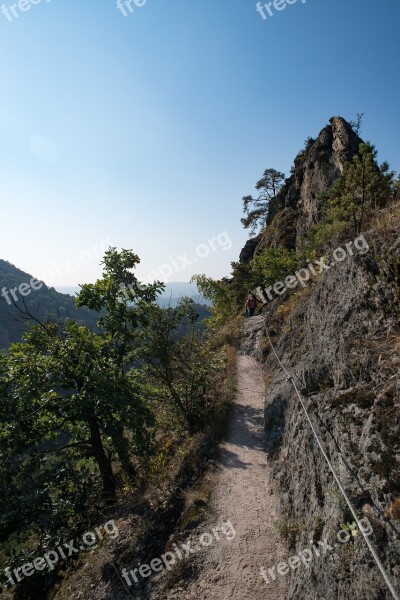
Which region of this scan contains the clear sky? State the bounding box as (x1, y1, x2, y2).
(1, 0, 399, 286)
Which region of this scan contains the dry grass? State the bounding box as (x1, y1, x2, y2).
(275, 283, 315, 319)
(367, 200, 400, 233)
(263, 369, 275, 390)
(178, 478, 213, 532)
(384, 496, 400, 522)
(47, 341, 238, 600)
(208, 315, 244, 351)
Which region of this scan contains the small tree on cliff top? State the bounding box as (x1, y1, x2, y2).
(241, 168, 285, 235)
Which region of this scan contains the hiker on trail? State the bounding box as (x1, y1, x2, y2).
(245, 293, 261, 318)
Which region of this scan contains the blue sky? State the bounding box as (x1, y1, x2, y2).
(0, 0, 399, 286)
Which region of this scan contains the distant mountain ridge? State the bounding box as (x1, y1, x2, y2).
(0, 261, 209, 349)
(0, 260, 97, 348)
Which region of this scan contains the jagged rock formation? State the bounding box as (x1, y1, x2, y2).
(238, 117, 400, 599)
(239, 235, 262, 264)
(241, 117, 363, 260)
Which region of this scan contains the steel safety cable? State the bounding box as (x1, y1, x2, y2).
(263, 319, 400, 600)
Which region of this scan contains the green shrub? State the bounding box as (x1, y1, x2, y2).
(251, 247, 300, 289)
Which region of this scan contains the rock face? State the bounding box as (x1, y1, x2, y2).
(237, 116, 400, 598)
(240, 117, 363, 261)
(243, 213, 400, 598)
(239, 234, 262, 264)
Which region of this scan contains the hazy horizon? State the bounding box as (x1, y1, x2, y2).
(55, 281, 209, 307)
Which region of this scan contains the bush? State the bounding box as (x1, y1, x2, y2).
(251, 248, 300, 290)
(192, 275, 240, 329)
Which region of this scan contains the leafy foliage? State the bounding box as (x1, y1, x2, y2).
(0, 249, 230, 590)
(138, 299, 226, 433)
(192, 274, 238, 329)
(193, 247, 301, 327)
(250, 248, 300, 290)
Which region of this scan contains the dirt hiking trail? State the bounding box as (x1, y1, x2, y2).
(163, 318, 289, 599)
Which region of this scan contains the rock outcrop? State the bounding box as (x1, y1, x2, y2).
(241, 117, 363, 261)
(238, 117, 400, 599)
(239, 234, 262, 264)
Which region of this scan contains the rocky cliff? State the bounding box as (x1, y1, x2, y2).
(239, 118, 400, 599)
(239, 116, 363, 263)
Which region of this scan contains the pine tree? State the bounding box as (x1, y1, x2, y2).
(330, 143, 393, 234)
(241, 168, 285, 235)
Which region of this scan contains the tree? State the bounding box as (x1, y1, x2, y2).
(76, 247, 164, 367)
(392, 174, 400, 201)
(192, 274, 237, 329)
(241, 168, 285, 235)
(251, 248, 300, 290)
(75, 248, 165, 486)
(3, 321, 156, 500)
(137, 299, 222, 434)
(349, 112, 365, 136)
(326, 143, 393, 234)
(1, 249, 164, 501)
(0, 327, 104, 577)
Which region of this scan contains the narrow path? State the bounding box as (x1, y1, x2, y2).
(175, 339, 289, 599)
